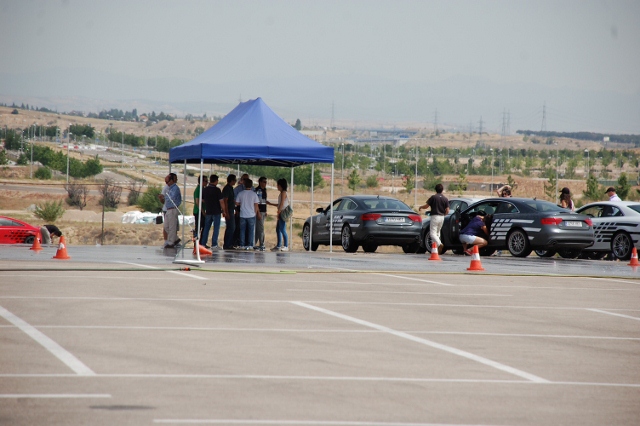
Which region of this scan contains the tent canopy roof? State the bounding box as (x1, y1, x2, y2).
(169, 97, 334, 167)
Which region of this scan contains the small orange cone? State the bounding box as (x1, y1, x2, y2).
(466, 245, 484, 271)
(628, 247, 639, 266)
(52, 235, 71, 260)
(193, 239, 213, 256)
(428, 242, 442, 261)
(30, 232, 43, 252)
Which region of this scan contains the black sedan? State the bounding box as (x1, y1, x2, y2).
(420, 197, 595, 257)
(302, 195, 422, 253)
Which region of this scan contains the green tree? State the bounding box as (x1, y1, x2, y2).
(34, 200, 65, 222)
(544, 174, 557, 201)
(293, 119, 302, 130)
(365, 175, 379, 188)
(0, 149, 8, 165)
(138, 184, 164, 212)
(421, 170, 442, 190)
(616, 173, 631, 200)
(582, 175, 602, 202)
(403, 175, 414, 194)
(347, 169, 361, 193)
(34, 166, 52, 180)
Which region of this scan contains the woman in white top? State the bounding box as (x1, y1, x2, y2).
(560, 187, 575, 211)
(271, 178, 289, 251)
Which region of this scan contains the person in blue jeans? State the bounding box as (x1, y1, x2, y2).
(222, 174, 237, 250)
(235, 178, 260, 249)
(272, 178, 289, 251)
(200, 175, 224, 249)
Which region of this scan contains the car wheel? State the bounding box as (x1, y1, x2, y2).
(362, 243, 378, 253)
(24, 236, 35, 245)
(402, 242, 420, 253)
(479, 247, 495, 256)
(557, 249, 582, 259)
(611, 231, 633, 260)
(534, 249, 556, 258)
(302, 224, 319, 251)
(341, 225, 359, 253)
(507, 229, 532, 257)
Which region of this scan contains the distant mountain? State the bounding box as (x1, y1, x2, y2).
(1, 68, 638, 134)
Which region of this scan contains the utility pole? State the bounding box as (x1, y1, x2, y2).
(330, 101, 335, 130)
(434, 109, 438, 135)
(541, 102, 547, 132)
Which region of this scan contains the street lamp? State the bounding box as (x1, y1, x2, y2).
(555, 142, 559, 204)
(67, 130, 72, 183)
(341, 143, 345, 196)
(490, 148, 494, 195)
(585, 149, 589, 177)
(30, 123, 36, 179)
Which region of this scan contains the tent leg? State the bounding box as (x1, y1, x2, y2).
(309, 164, 314, 253)
(330, 164, 334, 252)
(290, 167, 294, 250)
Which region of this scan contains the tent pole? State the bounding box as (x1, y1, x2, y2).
(309, 164, 314, 253)
(197, 159, 204, 244)
(182, 160, 187, 252)
(290, 167, 294, 250)
(329, 163, 334, 252)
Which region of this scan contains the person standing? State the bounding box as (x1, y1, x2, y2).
(496, 184, 512, 197)
(160, 173, 182, 248)
(254, 176, 272, 251)
(222, 174, 237, 250)
(559, 187, 575, 211)
(159, 174, 170, 244)
(418, 183, 449, 254)
(200, 175, 224, 249)
(606, 187, 621, 201)
(236, 178, 260, 250)
(271, 178, 289, 252)
(193, 175, 207, 240)
(233, 174, 249, 247)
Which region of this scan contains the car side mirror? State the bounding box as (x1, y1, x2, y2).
(316, 207, 324, 213)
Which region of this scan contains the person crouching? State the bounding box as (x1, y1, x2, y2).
(459, 211, 490, 256)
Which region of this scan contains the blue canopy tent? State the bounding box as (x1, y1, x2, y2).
(168, 98, 336, 257)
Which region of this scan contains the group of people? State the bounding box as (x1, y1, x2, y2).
(419, 181, 624, 257)
(193, 173, 291, 251)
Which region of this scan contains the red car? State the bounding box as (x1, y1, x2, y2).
(0, 216, 40, 244)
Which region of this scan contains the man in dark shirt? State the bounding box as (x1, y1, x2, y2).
(222, 174, 237, 250)
(40, 224, 62, 245)
(253, 176, 270, 251)
(418, 183, 450, 254)
(200, 175, 224, 249)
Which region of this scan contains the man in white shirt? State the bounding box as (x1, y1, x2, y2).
(606, 187, 621, 202)
(235, 178, 260, 250)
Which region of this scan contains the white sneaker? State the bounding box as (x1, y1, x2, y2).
(280, 246, 289, 252)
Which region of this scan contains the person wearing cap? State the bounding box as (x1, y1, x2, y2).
(606, 187, 621, 202)
(560, 187, 575, 211)
(459, 211, 490, 256)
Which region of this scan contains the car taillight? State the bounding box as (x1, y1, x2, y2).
(541, 217, 563, 225)
(408, 214, 422, 223)
(584, 218, 593, 227)
(361, 213, 382, 221)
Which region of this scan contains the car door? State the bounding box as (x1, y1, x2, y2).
(314, 199, 342, 242)
(459, 200, 504, 247)
(578, 204, 620, 251)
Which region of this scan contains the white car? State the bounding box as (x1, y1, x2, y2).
(575, 201, 640, 260)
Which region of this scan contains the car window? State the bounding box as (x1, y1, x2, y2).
(602, 206, 623, 217)
(0, 218, 18, 226)
(338, 199, 358, 211)
(466, 201, 500, 215)
(495, 202, 518, 214)
(522, 200, 567, 212)
(450, 200, 465, 211)
(327, 199, 342, 212)
(362, 198, 411, 210)
(578, 205, 603, 217)
(626, 205, 640, 214)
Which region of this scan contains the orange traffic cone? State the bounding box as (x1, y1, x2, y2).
(193, 239, 213, 256)
(428, 242, 442, 261)
(628, 247, 639, 266)
(52, 235, 71, 260)
(466, 245, 484, 271)
(30, 232, 43, 252)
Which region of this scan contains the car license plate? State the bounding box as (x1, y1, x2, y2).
(565, 221, 582, 227)
(384, 217, 405, 223)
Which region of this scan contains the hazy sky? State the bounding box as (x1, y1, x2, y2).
(1, 0, 639, 132)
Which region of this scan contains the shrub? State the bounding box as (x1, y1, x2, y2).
(34, 166, 52, 180)
(138, 184, 163, 212)
(34, 200, 65, 222)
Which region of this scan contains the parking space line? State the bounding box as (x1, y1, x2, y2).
(587, 277, 640, 286)
(0, 304, 95, 376)
(374, 273, 454, 286)
(0, 394, 111, 399)
(154, 420, 500, 425)
(121, 262, 207, 280)
(587, 309, 640, 321)
(287, 289, 511, 297)
(291, 301, 549, 383)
